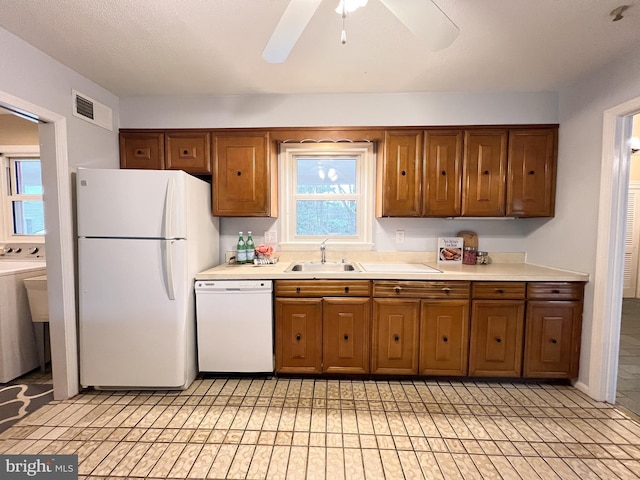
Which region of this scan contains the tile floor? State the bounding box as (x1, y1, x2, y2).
(2, 376, 640, 479)
(618, 298, 640, 417)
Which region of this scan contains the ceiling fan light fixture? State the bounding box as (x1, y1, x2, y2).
(335, 0, 368, 15)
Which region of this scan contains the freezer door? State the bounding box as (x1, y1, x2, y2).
(78, 237, 194, 388)
(77, 168, 186, 239)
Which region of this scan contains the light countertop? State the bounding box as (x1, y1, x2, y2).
(196, 257, 589, 282)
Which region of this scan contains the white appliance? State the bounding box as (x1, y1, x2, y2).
(195, 280, 274, 373)
(77, 168, 219, 389)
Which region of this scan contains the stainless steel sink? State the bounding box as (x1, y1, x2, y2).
(285, 262, 361, 273)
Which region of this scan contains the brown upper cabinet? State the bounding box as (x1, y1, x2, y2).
(120, 130, 211, 174)
(379, 126, 557, 218)
(381, 130, 423, 216)
(507, 129, 558, 217)
(461, 129, 508, 216)
(120, 131, 165, 170)
(212, 131, 277, 217)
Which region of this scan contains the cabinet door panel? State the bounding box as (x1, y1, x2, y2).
(213, 133, 269, 216)
(323, 297, 370, 374)
(166, 131, 211, 174)
(524, 301, 582, 378)
(275, 298, 322, 374)
(382, 131, 422, 216)
(507, 128, 557, 217)
(372, 299, 419, 374)
(420, 300, 469, 376)
(469, 300, 524, 377)
(120, 132, 164, 169)
(462, 130, 507, 216)
(423, 130, 463, 216)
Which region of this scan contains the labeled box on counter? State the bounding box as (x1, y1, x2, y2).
(437, 237, 463, 264)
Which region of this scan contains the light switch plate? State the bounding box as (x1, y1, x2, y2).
(264, 230, 277, 245)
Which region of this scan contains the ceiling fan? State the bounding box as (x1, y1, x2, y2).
(262, 0, 459, 64)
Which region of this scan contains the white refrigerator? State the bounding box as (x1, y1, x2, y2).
(77, 168, 219, 389)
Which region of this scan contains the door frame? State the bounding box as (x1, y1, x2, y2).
(591, 96, 640, 403)
(0, 91, 78, 400)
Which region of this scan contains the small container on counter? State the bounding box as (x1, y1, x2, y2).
(476, 251, 489, 265)
(463, 246, 477, 265)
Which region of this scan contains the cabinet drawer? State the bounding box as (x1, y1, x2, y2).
(472, 282, 526, 299)
(373, 281, 470, 299)
(275, 280, 371, 297)
(527, 282, 584, 300)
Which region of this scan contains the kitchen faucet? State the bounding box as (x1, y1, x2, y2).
(320, 238, 328, 263)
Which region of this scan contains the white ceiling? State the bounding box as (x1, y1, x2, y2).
(1, 0, 639, 97)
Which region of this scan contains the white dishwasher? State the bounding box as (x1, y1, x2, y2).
(195, 280, 274, 373)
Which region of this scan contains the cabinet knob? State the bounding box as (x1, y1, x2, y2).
(550, 338, 558, 344)
(483, 170, 490, 175)
(442, 287, 451, 294)
(393, 334, 400, 342)
(183, 149, 189, 155)
(394, 286, 401, 294)
(496, 289, 504, 294)
(529, 170, 535, 175)
(296, 287, 301, 293)
(344, 287, 350, 293)
(495, 337, 502, 343)
(401, 170, 406, 176)
(295, 333, 301, 341)
(551, 289, 560, 294)
(344, 334, 349, 341)
(237, 171, 242, 176)
(441, 170, 446, 176)
(136, 150, 142, 155)
(442, 336, 448, 343)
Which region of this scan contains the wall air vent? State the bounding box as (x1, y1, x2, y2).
(71, 89, 113, 131)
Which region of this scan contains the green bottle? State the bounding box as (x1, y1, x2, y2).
(246, 231, 255, 263)
(236, 232, 247, 264)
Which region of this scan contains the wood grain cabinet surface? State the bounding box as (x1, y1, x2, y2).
(212, 132, 275, 217)
(275, 280, 371, 374)
(371, 298, 420, 375)
(423, 130, 463, 217)
(165, 131, 211, 174)
(119, 132, 165, 170)
(523, 282, 584, 378)
(381, 130, 423, 216)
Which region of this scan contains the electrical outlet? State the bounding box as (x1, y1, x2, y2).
(264, 230, 277, 245)
(395, 230, 405, 243)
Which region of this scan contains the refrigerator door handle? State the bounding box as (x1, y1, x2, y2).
(163, 239, 176, 300)
(162, 177, 175, 238)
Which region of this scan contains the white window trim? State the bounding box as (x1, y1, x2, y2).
(279, 142, 375, 251)
(0, 145, 44, 243)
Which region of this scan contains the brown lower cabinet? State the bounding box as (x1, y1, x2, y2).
(468, 300, 525, 377)
(275, 280, 371, 374)
(371, 298, 420, 375)
(420, 300, 470, 376)
(274, 279, 584, 380)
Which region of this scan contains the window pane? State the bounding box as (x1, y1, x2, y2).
(12, 201, 45, 235)
(296, 200, 356, 235)
(296, 158, 356, 194)
(15, 160, 43, 195)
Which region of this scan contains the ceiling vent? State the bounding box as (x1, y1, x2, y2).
(72, 89, 113, 131)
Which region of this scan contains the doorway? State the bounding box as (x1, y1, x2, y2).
(618, 114, 640, 415)
(0, 90, 79, 400)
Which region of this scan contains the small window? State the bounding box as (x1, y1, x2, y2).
(279, 142, 374, 250)
(2, 156, 45, 237)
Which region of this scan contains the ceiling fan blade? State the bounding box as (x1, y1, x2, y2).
(262, 0, 323, 63)
(379, 0, 459, 51)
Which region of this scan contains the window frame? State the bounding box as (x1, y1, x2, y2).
(279, 141, 375, 251)
(0, 146, 44, 242)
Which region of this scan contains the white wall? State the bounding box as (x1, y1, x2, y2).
(526, 49, 640, 391)
(121, 91, 559, 260)
(0, 27, 120, 398)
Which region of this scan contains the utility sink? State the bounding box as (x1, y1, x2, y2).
(285, 262, 361, 273)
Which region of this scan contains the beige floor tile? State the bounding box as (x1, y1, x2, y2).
(91, 441, 135, 476)
(306, 446, 326, 480)
(207, 443, 238, 479)
(285, 445, 308, 480)
(147, 443, 185, 478)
